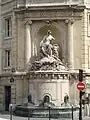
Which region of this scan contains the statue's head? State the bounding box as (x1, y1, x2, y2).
(47, 30, 51, 35)
(64, 94, 69, 103)
(43, 95, 50, 103)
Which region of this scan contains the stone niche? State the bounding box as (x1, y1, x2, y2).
(28, 72, 69, 106)
(33, 22, 67, 63)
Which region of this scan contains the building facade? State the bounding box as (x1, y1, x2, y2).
(0, 0, 90, 111)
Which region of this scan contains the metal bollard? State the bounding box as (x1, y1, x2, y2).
(72, 105, 73, 120)
(49, 106, 50, 120)
(9, 104, 13, 120)
(28, 109, 30, 120)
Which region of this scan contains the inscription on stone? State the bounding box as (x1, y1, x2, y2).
(30, 0, 64, 4)
(24, 11, 75, 19)
(26, 0, 83, 4)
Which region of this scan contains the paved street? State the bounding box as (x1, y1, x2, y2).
(0, 113, 90, 120)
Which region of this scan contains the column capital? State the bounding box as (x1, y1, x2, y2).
(24, 20, 32, 25)
(65, 18, 75, 24)
(45, 20, 51, 26)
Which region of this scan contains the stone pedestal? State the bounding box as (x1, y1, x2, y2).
(29, 71, 69, 106)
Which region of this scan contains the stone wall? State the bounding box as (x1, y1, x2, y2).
(0, 76, 16, 110)
(73, 20, 82, 68)
(0, 74, 29, 111)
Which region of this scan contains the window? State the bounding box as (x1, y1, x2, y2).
(88, 46, 90, 68)
(5, 18, 12, 37)
(88, 14, 90, 36)
(89, 15, 90, 25)
(5, 49, 11, 67)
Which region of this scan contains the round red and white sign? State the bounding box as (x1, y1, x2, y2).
(77, 82, 86, 91)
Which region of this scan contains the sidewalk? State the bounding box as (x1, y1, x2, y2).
(0, 113, 90, 120)
(83, 116, 90, 120)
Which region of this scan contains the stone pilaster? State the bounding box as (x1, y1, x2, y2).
(82, 9, 88, 69)
(25, 20, 32, 69)
(65, 19, 74, 69)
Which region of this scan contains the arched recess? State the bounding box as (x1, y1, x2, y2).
(43, 93, 52, 101)
(35, 23, 65, 60)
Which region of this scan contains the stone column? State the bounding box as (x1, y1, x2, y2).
(25, 20, 32, 69)
(0, 3, 2, 74)
(65, 19, 74, 69)
(26, 0, 31, 5)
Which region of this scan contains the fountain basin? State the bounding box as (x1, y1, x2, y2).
(13, 105, 79, 118)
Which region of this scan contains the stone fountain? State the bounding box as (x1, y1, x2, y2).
(13, 30, 79, 119)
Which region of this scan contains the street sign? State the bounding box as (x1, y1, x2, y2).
(77, 82, 85, 91)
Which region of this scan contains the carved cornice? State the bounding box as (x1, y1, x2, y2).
(16, 9, 83, 20)
(15, 4, 85, 12)
(27, 72, 69, 80)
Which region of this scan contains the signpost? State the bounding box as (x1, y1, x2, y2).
(77, 82, 85, 91)
(77, 81, 86, 120)
(78, 69, 84, 120)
